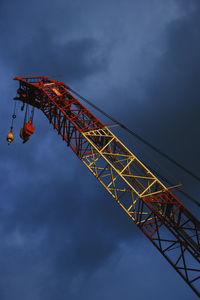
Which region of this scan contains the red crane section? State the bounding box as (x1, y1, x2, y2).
(13, 76, 200, 297)
(14, 76, 104, 155)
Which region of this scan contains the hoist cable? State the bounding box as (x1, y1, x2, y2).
(11, 101, 17, 128)
(129, 134, 200, 207)
(68, 87, 200, 183)
(24, 104, 28, 127)
(127, 127, 179, 185)
(31, 107, 35, 124)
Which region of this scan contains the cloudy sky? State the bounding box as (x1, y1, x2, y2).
(0, 0, 200, 299)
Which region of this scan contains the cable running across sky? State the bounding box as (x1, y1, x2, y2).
(10, 76, 200, 297)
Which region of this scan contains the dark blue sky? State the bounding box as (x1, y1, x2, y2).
(0, 0, 200, 299)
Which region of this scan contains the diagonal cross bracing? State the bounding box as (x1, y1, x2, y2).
(13, 76, 200, 297)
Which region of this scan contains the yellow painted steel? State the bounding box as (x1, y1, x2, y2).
(79, 126, 168, 225)
(7, 131, 14, 145)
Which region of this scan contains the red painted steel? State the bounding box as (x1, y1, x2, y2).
(20, 119, 34, 143)
(13, 76, 200, 297)
(140, 191, 200, 295)
(14, 76, 104, 156)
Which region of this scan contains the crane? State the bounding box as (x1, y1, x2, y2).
(9, 76, 200, 297)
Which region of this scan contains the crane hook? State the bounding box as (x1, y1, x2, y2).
(7, 127, 14, 145)
(7, 102, 17, 145)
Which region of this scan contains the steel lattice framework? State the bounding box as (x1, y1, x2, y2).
(14, 76, 200, 297)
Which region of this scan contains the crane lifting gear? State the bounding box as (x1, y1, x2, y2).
(19, 103, 35, 143)
(20, 119, 34, 143)
(13, 76, 200, 298)
(7, 102, 17, 145)
(7, 129, 14, 145)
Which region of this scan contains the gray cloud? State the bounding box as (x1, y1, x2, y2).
(0, 0, 199, 299)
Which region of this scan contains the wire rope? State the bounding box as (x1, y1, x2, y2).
(68, 86, 200, 183)
(67, 86, 200, 207)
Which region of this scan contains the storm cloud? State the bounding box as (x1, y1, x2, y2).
(0, 0, 199, 299)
